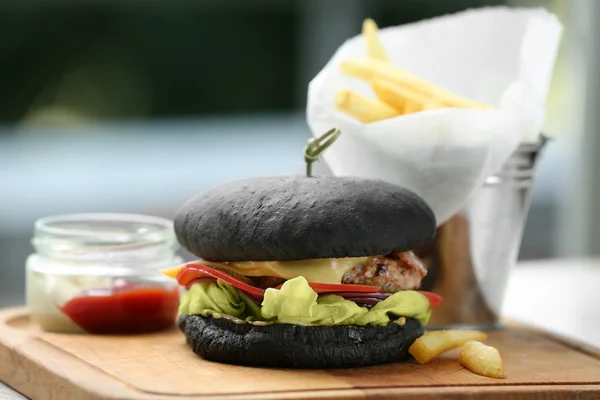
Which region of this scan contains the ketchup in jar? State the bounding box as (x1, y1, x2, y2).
(26, 213, 182, 334)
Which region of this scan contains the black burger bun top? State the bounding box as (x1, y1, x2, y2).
(174, 175, 436, 262)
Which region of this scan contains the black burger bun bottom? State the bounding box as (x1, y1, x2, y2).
(174, 176, 436, 262)
(179, 314, 424, 369)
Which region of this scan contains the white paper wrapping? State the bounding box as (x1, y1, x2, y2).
(306, 6, 562, 225)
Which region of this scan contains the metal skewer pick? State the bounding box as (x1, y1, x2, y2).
(304, 127, 341, 177)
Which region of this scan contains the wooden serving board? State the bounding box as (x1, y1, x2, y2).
(2, 308, 600, 400)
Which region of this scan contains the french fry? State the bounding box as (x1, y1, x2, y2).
(370, 77, 443, 114)
(362, 18, 389, 62)
(408, 329, 488, 364)
(423, 100, 443, 110)
(341, 58, 491, 110)
(404, 100, 421, 114)
(334, 89, 400, 123)
(459, 340, 504, 379)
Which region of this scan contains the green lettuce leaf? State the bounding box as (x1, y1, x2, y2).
(353, 291, 432, 326)
(261, 276, 367, 325)
(179, 280, 261, 320)
(179, 276, 432, 326)
(261, 276, 431, 326)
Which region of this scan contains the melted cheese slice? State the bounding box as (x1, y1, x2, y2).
(162, 257, 368, 284)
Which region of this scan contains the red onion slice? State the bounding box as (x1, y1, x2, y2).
(343, 297, 384, 305)
(330, 291, 394, 300)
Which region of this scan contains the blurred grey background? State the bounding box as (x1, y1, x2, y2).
(0, 0, 589, 306)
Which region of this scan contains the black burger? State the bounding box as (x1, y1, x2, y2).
(162, 175, 441, 368)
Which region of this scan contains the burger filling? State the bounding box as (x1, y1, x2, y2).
(201, 251, 427, 292)
(161, 250, 440, 327)
(341, 251, 427, 292)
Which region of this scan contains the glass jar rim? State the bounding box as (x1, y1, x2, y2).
(32, 213, 179, 263)
(34, 212, 174, 239)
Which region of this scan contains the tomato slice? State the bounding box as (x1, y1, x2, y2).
(418, 291, 443, 307)
(176, 264, 439, 309)
(177, 264, 265, 298)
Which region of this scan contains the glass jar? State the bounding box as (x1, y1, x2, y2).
(26, 213, 182, 334)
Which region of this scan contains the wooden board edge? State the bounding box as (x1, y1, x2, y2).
(361, 384, 600, 400)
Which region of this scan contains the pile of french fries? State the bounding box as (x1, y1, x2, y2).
(335, 19, 491, 123)
(409, 329, 504, 379)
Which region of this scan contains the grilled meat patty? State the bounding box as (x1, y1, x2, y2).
(341, 251, 427, 292)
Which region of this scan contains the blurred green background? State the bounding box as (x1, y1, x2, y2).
(1, 0, 511, 125)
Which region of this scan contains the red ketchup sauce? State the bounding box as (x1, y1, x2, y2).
(58, 283, 180, 334)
